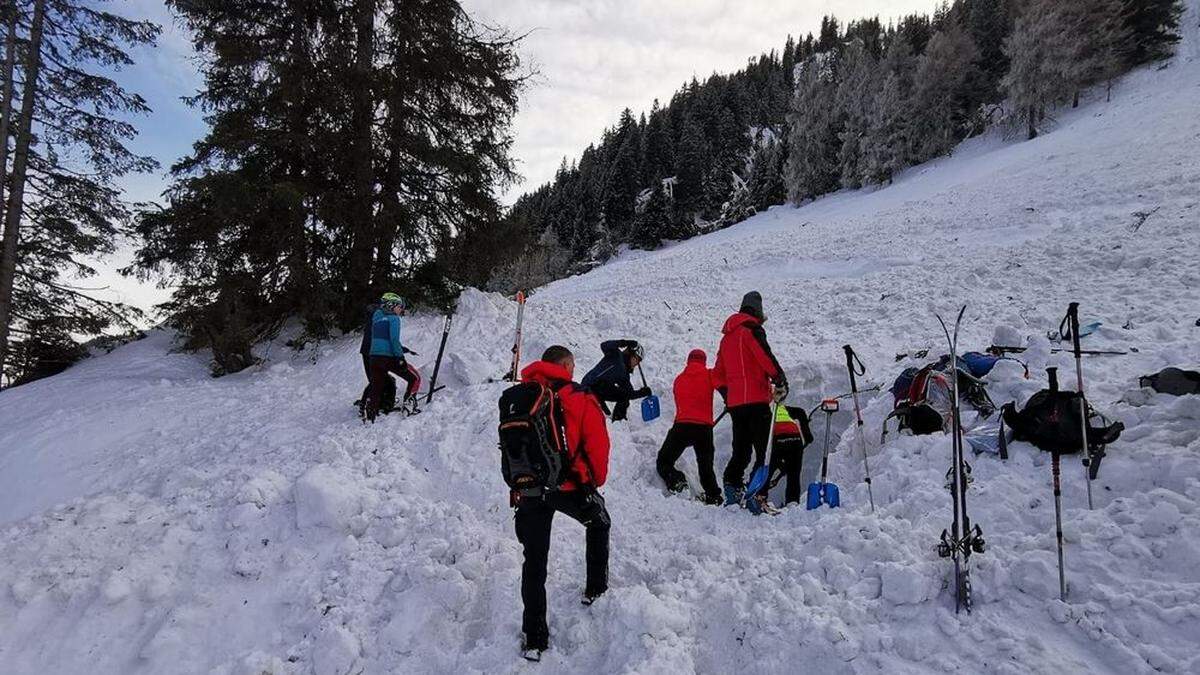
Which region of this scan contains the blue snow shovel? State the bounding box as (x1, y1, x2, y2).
(807, 398, 841, 510)
(638, 364, 661, 422)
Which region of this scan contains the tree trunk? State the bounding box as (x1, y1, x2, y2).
(1027, 105, 1037, 140)
(0, 17, 17, 212)
(344, 0, 376, 323)
(0, 0, 46, 387)
(1072, 90, 1079, 108)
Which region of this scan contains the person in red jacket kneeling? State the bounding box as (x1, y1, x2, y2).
(655, 349, 723, 505)
(712, 291, 787, 506)
(514, 346, 611, 660)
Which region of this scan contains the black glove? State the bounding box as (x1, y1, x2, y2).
(612, 400, 629, 421)
(772, 380, 789, 403)
(636, 386, 652, 398)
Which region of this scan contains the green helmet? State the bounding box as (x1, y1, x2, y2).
(380, 292, 405, 310)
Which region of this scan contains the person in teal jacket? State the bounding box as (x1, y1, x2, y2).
(363, 293, 421, 421)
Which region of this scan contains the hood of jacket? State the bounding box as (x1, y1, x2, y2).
(722, 312, 760, 335)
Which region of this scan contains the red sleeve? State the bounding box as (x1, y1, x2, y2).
(580, 395, 610, 487)
(711, 348, 727, 390)
(707, 368, 720, 391)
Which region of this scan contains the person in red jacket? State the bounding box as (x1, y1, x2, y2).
(514, 346, 611, 660)
(712, 291, 788, 505)
(655, 349, 723, 504)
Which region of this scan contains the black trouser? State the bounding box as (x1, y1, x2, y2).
(515, 489, 610, 648)
(769, 435, 806, 505)
(724, 403, 772, 487)
(365, 355, 420, 419)
(588, 381, 634, 420)
(656, 423, 720, 499)
(361, 353, 370, 379)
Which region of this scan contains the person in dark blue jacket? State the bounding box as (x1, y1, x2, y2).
(363, 293, 421, 421)
(359, 302, 380, 379)
(581, 339, 651, 421)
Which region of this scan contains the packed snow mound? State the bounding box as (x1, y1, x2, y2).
(3, 14, 1200, 675)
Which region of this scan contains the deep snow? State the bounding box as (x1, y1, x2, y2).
(3, 7, 1200, 673)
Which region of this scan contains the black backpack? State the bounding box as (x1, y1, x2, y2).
(883, 365, 954, 439)
(1001, 368, 1123, 476)
(1140, 367, 1200, 396)
(498, 382, 573, 497)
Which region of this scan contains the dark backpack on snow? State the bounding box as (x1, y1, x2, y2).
(1139, 367, 1200, 396)
(886, 365, 954, 437)
(1001, 369, 1123, 477)
(498, 382, 573, 497)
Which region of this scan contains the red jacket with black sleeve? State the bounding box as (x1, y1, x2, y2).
(712, 312, 785, 408)
(673, 349, 718, 426)
(520, 361, 611, 490)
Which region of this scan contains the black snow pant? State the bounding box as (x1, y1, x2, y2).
(365, 356, 420, 420)
(723, 403, 772, 488)
(768, 435, 807, 506)
(656, 423, 720, 501)
(515, 489, 610, 649)
(587, 381, 637, 421)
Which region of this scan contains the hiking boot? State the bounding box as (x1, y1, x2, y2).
(723, 484, 745, 507)
(522, 633, 548, 661)
(702, 492, 724, 506)
(747, 494, 778, 516)
(402, 396, 421, 416)
(582, 588, 606, 606)
(666, 477, 688, 494)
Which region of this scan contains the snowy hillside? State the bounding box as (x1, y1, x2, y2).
(3, 8, 1200, 674)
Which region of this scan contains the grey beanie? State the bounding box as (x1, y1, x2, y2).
(740, 291, 763, 318)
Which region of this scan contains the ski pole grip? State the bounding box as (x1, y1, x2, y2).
(1047, 367, 1059, 392)
(843, 344, 865, 383)
(843, 345, 858, 392)
(1067, 302, 1082, 353)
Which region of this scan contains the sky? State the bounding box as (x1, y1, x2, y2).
(88, 0, 943, 318)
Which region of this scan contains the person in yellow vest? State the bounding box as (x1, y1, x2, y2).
(767, 404, 814, 506)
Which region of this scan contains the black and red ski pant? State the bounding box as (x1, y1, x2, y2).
(365, 355, 420, 419)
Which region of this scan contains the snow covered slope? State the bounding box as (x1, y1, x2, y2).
(3, 9, 1200, 674)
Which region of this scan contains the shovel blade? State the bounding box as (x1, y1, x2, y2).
(806, 481, 841, 510)
(746, 465, 769, 498)
(641, 395, 661, 422)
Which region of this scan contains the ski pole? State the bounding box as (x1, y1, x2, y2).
(425, 315, 452, 405)
(820, 404, 834, 484)
(843, 345, 875, 513)
(1063, 303, 1094, 510)
(1052, 449, 1067, 601)
(1046, 367, 1067, 601)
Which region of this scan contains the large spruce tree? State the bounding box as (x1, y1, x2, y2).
(131, 0, 522, 374)
(0, 0, 158, 387)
